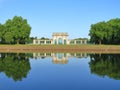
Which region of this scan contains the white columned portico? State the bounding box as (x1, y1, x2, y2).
(52, 32, 69, 45)
(33, 32, 88, 45)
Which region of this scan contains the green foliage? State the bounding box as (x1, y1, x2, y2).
(74, 38, 88, 40)
(0, 53, 31, 81)
(0, 24, 5, 43)
(89, 54, 120, 80)
(89, 18, 120, 44)
(0, 16, 31, 44)
(41, 37, 50, 40)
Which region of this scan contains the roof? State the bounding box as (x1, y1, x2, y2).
(52, 32, 68, 36)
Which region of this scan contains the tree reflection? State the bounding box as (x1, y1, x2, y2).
(89, 54, 120, 80)
(0, 53, 31, 81)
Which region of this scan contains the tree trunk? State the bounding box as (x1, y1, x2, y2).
(16, 39, 19, 44)
(99, 40, 101, 45)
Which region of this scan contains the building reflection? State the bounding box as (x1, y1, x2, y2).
(33, 52, 88, 64)
(52, 53, 68, 64)
(0, 52, 87, 81)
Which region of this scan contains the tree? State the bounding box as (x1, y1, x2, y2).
(0, 53, 31, 81)
(89, 54, 120, 80)
(12, 16, 31, 44)
(41, 37, 50, 40)
(0, 23, 5, 43)
(107, 18, 120, 44)
(4, 19, 14, 44)
(1, 16, 31, 44)
(89, 21, 106, 44)
(89, 18, 120, 44)
(4, 32, 13, 44)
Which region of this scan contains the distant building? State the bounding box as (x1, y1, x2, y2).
(33, 32, 88, 45)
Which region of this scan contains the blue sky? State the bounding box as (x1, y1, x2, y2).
(0, 0, 120, 39)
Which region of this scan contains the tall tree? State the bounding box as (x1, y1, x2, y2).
(0, 24, 5, 43)
(4, 19, 13, 44)
(89, 21, 106, 44)
(89, 18, 120, 44)
(89, 54, 120, 80)
(12, 16, 31, 44)
(107, 18, 120, 44)
(3, 16, 31, 44)
(0, 53, 31, 81)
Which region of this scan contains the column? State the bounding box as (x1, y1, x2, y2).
(62, 36, 64, 44)
(38, 40, 40, 44)
(44, 53, 46, 56)
(74, 40, 76, 44)
(57, 36, 58, 44)
(84, 40, 87, 44)
(74, 53, 76, 56)
(80, 40, 82, 44)
(45, 40, 46, 44)
(62, 39, 64, 45)
(67, 40, 70, 44)
(33, 39, 36, 44)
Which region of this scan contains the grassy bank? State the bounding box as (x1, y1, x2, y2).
(0, 44, 120, 53)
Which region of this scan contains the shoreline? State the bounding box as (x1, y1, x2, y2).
(0, 44, 120, 53)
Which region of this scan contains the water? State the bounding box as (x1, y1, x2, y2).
(0, 53, 120, 90)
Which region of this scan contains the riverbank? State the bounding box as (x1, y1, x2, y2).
(0, 44, 120, 53)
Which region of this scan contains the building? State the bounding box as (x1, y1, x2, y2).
(33, 32, 88, 45)
(33, 52, 87, 64)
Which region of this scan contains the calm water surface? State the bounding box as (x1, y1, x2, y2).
(0, 53, 120, 90)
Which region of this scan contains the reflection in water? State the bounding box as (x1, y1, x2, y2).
(0, 52, 87, 81)
(3, 52, 120, 81)
(33, 52, 88, 64)
(1, 53, 120, 90)
(89, 54, 120, 80)
(0, 53, 31, 81)
(53, 53, 68, 64)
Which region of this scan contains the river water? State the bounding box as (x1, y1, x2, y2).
(0, 52, 120, 90)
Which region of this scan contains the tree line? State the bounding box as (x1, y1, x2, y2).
(0, 53, 31, 81)
(0, 16, 31, 44)
(89, 18, 120, 44)
(89, 54, 120, 80)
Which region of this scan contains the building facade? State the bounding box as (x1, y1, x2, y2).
(33, 32, 88, 45)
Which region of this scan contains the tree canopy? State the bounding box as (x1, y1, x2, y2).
(0, 53, 31, 81)
(89, 54, 120, 80)
(0, 16, 31, 44)
(89, 18, 120, 44)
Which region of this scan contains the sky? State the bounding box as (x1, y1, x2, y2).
(0, 0, 120, 39)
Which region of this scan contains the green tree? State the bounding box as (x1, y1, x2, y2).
(3, 16, 31, 44)
(89, 18, 120, 44)
(107, 18, 120, 44)
(89, 21, 106, 44)
(12, 16, 31, 44)
(0, 23, 5, 43)
(89, 54, 120, 80)
(0, 53, 31, 81)
(4, 19, 14, 44)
